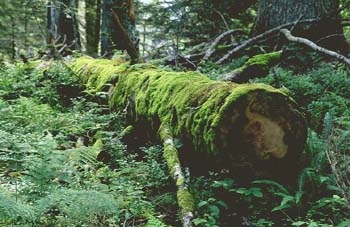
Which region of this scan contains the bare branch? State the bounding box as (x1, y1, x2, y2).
(213, 9, 236, 43)
(202, 29, 244, 62)
(216, 19, 319, 65)
(280, 29, 350, 67)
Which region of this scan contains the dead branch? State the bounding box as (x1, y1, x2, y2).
(160, 125, 194, 227)
(202, 29, 244, 62)
(111, 9, 141, 64)
(280, 29, 350, 67)
(213, 9, 236, 43)
(216, 19, 319, 65)
(165, 53, 205, 68)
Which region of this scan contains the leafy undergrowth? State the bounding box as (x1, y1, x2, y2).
(1, 60, 350, 227)
(0, 62, 177, 226)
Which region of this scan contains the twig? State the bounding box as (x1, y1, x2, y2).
(280, 29, 350, 67)
(316, 34, 346, 44)
(177, 55, 197, 70)
(213, 9, 236, 43)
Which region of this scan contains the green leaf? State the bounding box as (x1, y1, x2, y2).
(193, 218, 207, 225)
(251, 188, 263, 198)
(253, 179, 289, 195)
(208, 205, 220, 217)
(292, 221, 307, 226)
(198, 201, 208, 208)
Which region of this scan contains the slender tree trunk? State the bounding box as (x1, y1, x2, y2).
(254, 0, 348, 51)
(85, 0, 101, 55)
(101, 0, 114, 56)
(96, 0, 102, 53)
(78, 0, 87, 52)
(11, 20, 16, 61)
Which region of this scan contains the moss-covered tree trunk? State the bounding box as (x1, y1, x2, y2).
(69, 57, 307, 180)
(254, 0, 348, 52)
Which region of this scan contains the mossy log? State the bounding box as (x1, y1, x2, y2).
(69, 57, 307, 180)
(223, 51, 281, 83)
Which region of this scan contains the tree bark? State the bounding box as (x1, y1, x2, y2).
(69, 57, 308, 181)
(78, 0, 87, 52)
(85, 0, 101, 55)
(47, 0, 81, 52)
(111, 9, 140, 63)
(101, 0, 138, 57)
(254, 0, 348, 52)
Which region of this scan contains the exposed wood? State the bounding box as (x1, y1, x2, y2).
(111, 9, 141, 64)
(280, 29, 350, 67)
(216, 19, 318, 64)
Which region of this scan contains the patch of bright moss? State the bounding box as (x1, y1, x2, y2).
(69, 57, 129, 93)
(232, 51, 281, 79)
(177, 188, 194, 214)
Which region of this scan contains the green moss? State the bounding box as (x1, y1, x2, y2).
(120, 125, 134, 138)
(233, 51, 281, 78)
(93, 139, 103, 150)
(176, 177, 185, 187)
(69, 57, 300, 157)
(163, 142, 181, 177)
(69, 57, 129, 93)
(245, 51, 281, 67)
(177, 188, 194, 213)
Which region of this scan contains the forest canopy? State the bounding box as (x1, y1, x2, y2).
(0, 0, 350, 227)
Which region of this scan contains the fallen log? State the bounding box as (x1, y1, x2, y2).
(69, 57, 307, 180)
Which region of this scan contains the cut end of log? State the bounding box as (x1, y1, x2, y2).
(214, 89, 307, 180)
(244, 110, 288, 160)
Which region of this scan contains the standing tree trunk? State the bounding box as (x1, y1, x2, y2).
(85, 0, 101, 55)
(78, 0, 87, 52)
(101, 0, 138, 57)
(254, 0, 348, 52)
(47, 0, 81, 54)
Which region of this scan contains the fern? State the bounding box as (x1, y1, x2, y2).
(0, 188, 35, 224)
(35, 189, 119, 226)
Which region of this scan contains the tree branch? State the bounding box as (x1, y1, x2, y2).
(216, 19, 319, 65)
(280, 29, 350, 67)
(159, 125, 194, 227)
(202, 29, 244, 62)
(111, 9, 141, 64)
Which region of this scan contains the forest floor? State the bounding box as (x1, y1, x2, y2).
(0, 59, 350, 227)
